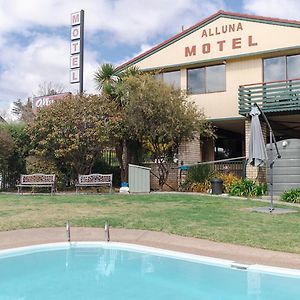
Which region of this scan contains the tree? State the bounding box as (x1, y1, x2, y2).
(0, 127, 14, 185)
(94, 64, 142, 182)
(26, 94, 117, 181)
(119, 73, 214, 190)
(0, 109, 9, 122)
(35, 81, 65, 97)
(0, 123, 29, 189)
(12, 98, 34, 123)
(94, 63, 119, 100)
(11, 81, 65, 123)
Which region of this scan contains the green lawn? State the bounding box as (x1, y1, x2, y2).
(0, 193, 300, 253)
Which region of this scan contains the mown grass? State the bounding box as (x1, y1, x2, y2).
(0, 193, 300, 253)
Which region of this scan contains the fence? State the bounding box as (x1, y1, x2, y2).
(213, 158, 246, 178)
(100, 149, 119, 167)
(179, 156, 246, 184)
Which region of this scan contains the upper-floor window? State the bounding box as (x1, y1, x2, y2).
(187, 64, 226, 94)
(263, 54, 300, 82)
(155, 70, 181, 89)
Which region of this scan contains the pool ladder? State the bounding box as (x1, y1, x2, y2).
(65, 220, 110, 242)
(66, 221, 71, 242)
(104, 221, 110, 242)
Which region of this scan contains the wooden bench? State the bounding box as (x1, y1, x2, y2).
(16, 174, 56, 195)
(75, 173, 113, 194)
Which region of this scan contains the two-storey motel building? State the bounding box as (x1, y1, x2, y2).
(116, 10, 300, 185)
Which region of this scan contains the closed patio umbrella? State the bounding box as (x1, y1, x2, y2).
(248, 103, 281, 212)
(248, 106, 268, 167)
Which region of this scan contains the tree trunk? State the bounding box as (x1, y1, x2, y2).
(157, 160, 169, 191)
(115, 139, 138, 184)
(115, 139, 129, 183)
(122, 139, 129, 183)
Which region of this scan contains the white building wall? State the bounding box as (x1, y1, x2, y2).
(186, 57, 263, 119)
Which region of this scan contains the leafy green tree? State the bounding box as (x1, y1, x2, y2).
(12, 98, 34, 123)
(120, 73, 214, 190)
(26, 94, 116, 181)
(94, 65, 213, 188)
(0, 123, 29, 189)
(12, 81, 65, 123)
(94, 64, 142, 182)
(94, 63, 119, 99)
(0, 127, 14, 188)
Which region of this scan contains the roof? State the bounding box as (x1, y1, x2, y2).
(116, 10, 300, 72)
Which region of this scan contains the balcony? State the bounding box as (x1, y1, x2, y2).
(239, 79, 300, 115)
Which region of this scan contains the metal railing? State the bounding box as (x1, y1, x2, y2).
(100, 149, 119, 167)
(179, 156, 247, 182)
(213, 159, 246, 178)
(239, 78, 300, 115)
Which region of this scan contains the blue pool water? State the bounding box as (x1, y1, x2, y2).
(0, 243, 300, 299)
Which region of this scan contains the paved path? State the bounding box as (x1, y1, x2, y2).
(0, 227, 300, 270)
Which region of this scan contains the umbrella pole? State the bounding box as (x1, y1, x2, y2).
(254, 103, 280, 213)
(269, 129, 274, 212)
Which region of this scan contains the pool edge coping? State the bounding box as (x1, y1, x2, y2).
(1, 241, 300, 278)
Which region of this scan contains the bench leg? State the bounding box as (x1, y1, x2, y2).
(109, 184, 112, 194)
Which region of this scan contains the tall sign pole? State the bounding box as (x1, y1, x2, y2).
(70, 10, 84, 94)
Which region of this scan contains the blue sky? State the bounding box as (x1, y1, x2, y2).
(0, 0, 299, 116)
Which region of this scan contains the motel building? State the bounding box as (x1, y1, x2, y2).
(117, 10, 300, 192)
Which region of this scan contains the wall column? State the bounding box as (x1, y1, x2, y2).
(178, 137, 201, 166)
(245, 117, 267, 183)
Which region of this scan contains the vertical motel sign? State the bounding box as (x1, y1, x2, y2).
(70, 10, 84, 93)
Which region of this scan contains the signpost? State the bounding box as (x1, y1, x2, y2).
(32, 93, 71, 113)
(70, 10, 84, 93)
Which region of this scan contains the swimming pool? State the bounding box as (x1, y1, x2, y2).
(0, 242, 299, 299)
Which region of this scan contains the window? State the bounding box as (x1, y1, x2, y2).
(263, 57, 285, 82)
(155, 71, 181, 89)
(187, 68, 205, 93)
(287, 55, 300, 79)
(206, 65, 226, 93)
(187, 64, 225, 94)
(263, 54, 300, 82)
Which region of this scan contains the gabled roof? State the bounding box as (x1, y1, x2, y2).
(116, 10, 300, 72)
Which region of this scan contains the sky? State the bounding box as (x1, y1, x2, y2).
(0, 0, 300, 115)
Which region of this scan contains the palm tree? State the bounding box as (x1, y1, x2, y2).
(94, 63, 119, 96)
(94, 64, 142, 183)
(121, 65, 140, 78)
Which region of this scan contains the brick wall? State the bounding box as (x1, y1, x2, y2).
(144, 162, 178, 191)
(178, 138, 201, 165)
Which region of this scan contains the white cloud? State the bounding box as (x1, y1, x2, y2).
(0, 35, 99, 107)
(243, 0, 300, 20)
(0, 0, 226, 44)
(0, 0, 227, 110)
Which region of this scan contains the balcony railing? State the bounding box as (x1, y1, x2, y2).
(239, 78, 300, 115)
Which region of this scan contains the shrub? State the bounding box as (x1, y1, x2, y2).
(281, 188, 300, 203)
(186, 164, 214, 184)
(91, 158, 121, 187)
(181, 164, 215, 192)
(25, 155, 67, 189)
(26, 155, 58, 175)
(229, 179, 267, 197)
(217, 173, 240, 193)
(189, 180, 211, 193)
